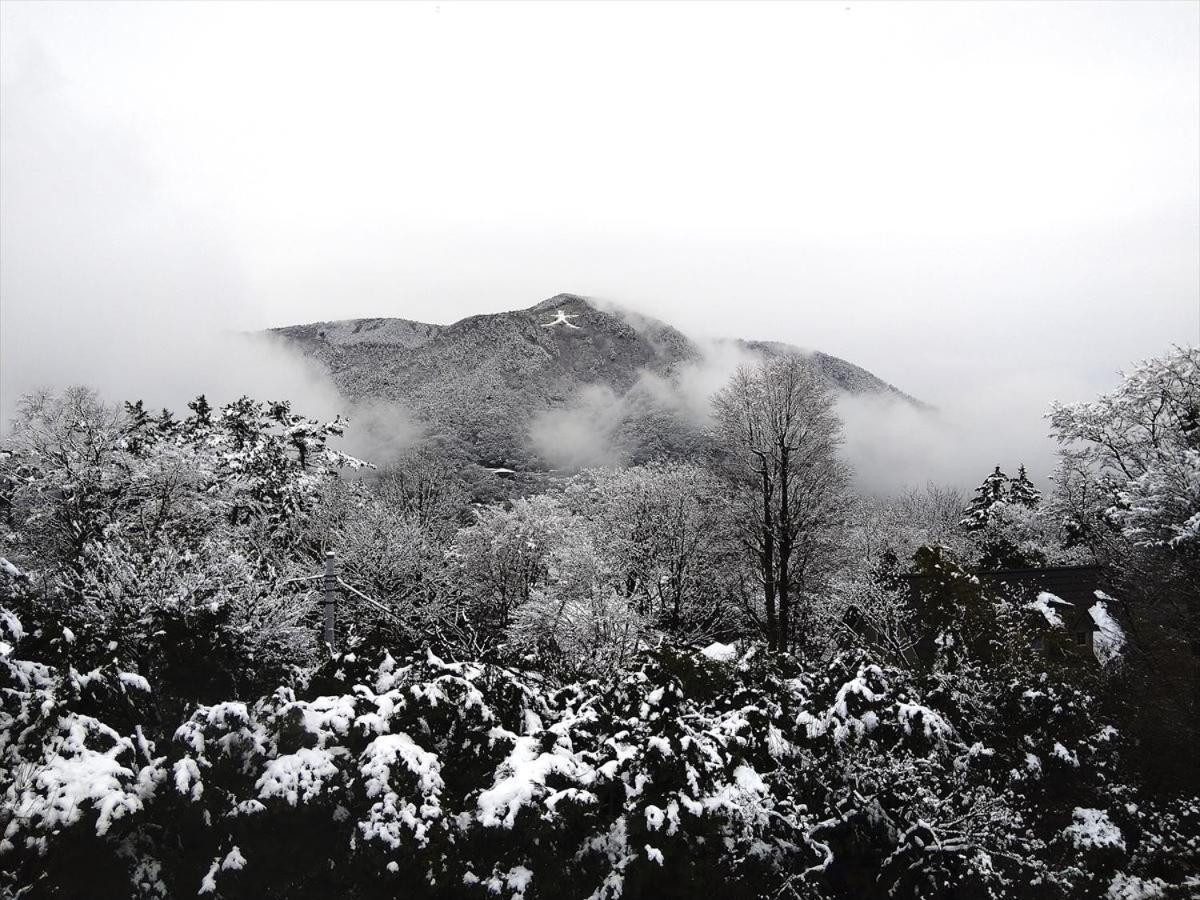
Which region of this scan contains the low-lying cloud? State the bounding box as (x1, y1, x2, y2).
(529, 310, 1073, 496)
(0, 47, 417, 466)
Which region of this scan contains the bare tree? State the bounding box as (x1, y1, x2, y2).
(565, 461, 743, 642)
(2, 387, 132, 574)
(847, 483, 971, 576)
(373, 451, 468, 537)
(712, 355, 850, 653)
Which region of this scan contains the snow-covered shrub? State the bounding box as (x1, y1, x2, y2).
(1108, 795, 1200, 898)
(0, 389, 365, 703)
(2, 600, 1196, 899)
(0, 605, 167, 897)
(2, 367, 1198, 898)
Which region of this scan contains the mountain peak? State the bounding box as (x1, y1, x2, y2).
(527, 293, 594, 314)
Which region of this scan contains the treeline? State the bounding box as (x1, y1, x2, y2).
(0, 347, 1196, 898)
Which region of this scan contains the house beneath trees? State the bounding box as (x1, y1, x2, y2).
(895, 563, 1104, 663)
(976, 565, 1103, 654)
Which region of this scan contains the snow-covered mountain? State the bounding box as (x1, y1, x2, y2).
(269, 293, 922, 469)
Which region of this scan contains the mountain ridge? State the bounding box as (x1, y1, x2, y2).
(269, 293, 924, 471)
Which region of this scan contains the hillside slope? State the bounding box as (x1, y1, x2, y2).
(270, 293, 920, 470)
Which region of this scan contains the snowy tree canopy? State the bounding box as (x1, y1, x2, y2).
(1048, 345, 1200, 558)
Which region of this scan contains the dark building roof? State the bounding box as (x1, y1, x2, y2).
(897, 564, 1104, 632)
(974, 565, 1103, 610)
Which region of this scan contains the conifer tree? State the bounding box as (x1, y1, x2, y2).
(1009, 464, 1041, 508)
(960, 465, 1010, 531)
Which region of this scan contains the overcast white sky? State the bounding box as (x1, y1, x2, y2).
(1, 1, 1197, 487)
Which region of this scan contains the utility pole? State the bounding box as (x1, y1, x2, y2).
(323, 550, 337, 653)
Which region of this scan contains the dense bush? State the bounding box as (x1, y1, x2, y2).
(2, 594, 1197, 898)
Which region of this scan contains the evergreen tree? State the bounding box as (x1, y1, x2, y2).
(1009, 464, 1041, 508)
(185, 393, 212, 431)
(122, 399, 154, 455)
(960, 465, 1010, 531)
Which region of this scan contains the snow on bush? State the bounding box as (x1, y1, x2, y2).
(13, 714, 149, 841)
(1107, 873, 1168, 899)
(896, 702, 955, 742)
(700, 642, 737, 663)
(1, 601, 1196, 899)
(1065, 807, 1126, 851)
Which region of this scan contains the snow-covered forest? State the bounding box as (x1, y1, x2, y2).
(1, 346, 1196, 899)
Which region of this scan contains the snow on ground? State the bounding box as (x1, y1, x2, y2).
(700, 642, 738, 663)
